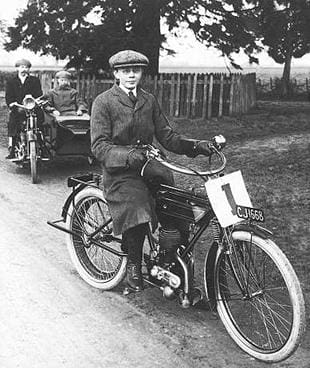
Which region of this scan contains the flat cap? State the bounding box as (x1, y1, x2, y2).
(109, 50, 149, 69)
(55, 70, 72, 79)
(15, 58, 32, 68)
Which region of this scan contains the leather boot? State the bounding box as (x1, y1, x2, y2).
(122, 223, 148, 292)
(5, 146, 15, 159)
(126, 261, 143, 292)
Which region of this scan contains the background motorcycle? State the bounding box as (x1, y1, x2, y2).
(9, 94, 48, 183)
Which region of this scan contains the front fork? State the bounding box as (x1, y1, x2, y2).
(204, 220, 273, 310)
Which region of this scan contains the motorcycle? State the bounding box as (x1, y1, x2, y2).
(8, 94, 92, 183)
(47, 137, 306, 363)
(9, 94, 49, 183)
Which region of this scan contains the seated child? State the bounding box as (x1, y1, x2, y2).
(44, 70, 88, 116)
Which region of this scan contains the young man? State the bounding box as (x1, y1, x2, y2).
(44, 70, 87, 116)
(5, 58, 43, 159)
(91, 50, 213, 292)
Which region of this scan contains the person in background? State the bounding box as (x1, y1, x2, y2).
(44, 70, 88, 116)
(5, 58, 43, 159)
(91, 50, 214, 292)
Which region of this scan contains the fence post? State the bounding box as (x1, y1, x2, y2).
(86, 74, 91, 107)
(170, 74, 175, 116)
(175, 74, 181, 117)
(207, 74, 213, 119)
(218, 74, 224, 117)
(40, 71, 53, 93)
(202, 74, 208, 119)
(158, 74, 164, 107)
(191, 73, 198, 118)
(153, 74, 158, 97)
(229, 74, 235, 115)
(186, 74, 192, 118)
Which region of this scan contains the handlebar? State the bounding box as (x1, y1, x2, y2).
(11, 94, 48, 111)
(141, 143, 227, 178)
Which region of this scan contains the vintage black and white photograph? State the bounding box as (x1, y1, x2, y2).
(0, 1, 309, 367)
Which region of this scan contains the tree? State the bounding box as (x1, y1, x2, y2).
(0, 19, 7, 46)
(247, 0, 310, 96)
(5, 0, 260, 74)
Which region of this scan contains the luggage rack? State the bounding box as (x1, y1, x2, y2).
(47, 172, 126, 257)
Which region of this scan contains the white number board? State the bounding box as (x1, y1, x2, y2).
(205, 170, 252, 228)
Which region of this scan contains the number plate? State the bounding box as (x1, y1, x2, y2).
(236, 205, 265, 223)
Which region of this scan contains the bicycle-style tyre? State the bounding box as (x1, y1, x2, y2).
(214, 230, 306, 363)
(66, 186, 127, 290)
(29, 140, 38, 184)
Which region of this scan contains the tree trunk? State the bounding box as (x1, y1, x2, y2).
(281, 33, 294, 97)
(133, 0, 161, 76)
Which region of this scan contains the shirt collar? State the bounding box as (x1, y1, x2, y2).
(18, 74, 27, 84)
(119, 84, 137, 97)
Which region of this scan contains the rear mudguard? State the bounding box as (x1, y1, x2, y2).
(61, 184, 87, 220)
(204, 222, 272, 308)
(61, 173, 100, 220)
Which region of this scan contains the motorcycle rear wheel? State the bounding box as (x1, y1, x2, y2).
(214, 230, 305, 363)
(29, 140, 38, 184)
(66, 187, 127, 290)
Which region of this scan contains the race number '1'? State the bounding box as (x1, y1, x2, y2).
(205, 170, 252, 228)
(221, 183, 237, 216)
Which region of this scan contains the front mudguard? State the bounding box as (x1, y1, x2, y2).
(27, 130, 37, 142)
(204, 222, 272, 309)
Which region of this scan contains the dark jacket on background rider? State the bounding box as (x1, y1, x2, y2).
(5, 74, 43, 136)
(91, 83, 196, 236)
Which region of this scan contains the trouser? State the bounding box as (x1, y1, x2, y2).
(122, 159, 190, 266)
(122, 223, 149, 264)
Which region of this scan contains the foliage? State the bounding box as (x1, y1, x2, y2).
(246, 0, 310, 95)
(0, 19, 7, 45)
(5, 0, 261, 74)
(249, 0, 310, 63)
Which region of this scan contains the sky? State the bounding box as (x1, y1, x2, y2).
(1, 0, 310, 71)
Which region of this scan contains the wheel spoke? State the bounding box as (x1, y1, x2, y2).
(214, 232, 305, 359)
(70, 194, 123, 282)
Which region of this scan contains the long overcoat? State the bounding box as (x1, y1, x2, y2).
(5, 74, 43, 136)
(91, 84, 194, 235)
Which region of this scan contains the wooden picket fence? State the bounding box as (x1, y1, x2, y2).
(38, 71, 256, 118)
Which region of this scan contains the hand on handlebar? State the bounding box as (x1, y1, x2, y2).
(195, 135, 226, 156)
(194, 140, 213, 157)
(126, 148, 147, 171)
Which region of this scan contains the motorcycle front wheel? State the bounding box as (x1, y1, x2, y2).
(66, 186, 127, 290)
(214, 230, 306, 363)
(29, 140, 38, 184)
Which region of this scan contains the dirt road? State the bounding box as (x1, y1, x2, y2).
(0, 143, 309, 368)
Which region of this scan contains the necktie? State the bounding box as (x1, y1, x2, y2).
(128, 91, 137, 105)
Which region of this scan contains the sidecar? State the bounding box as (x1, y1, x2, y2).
(44, 113, 92, 158)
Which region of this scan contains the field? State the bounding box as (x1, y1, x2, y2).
(1, 96, 309, 351)
(162, 100, 310, 340)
